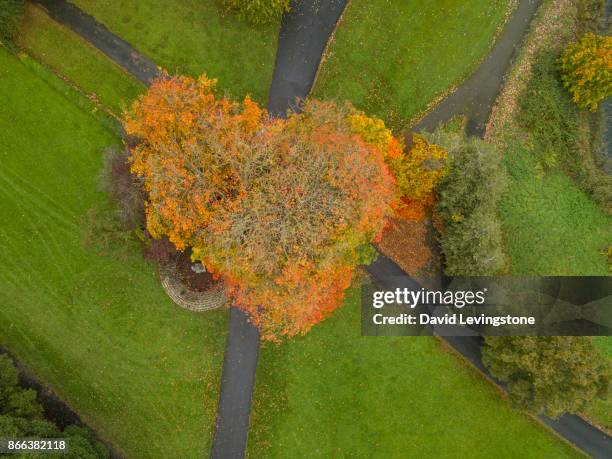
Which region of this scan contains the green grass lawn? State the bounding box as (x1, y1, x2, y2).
(488, 0, 611, 432)
(70, 0, 279, 103)
(18, 4, 144, 115)
(248, 286, 581, 458)
(0, 47, 227, 458)
(312, 0, 511, 131)
(500, 139, 611, 276)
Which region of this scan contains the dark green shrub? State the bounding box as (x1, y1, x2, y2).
(0, 0, 24, 43)
(576, 0, 605, 34)
(429, 131, 507, 275)
(483, 336, 611, 418)
(221, 0, 290, 25)
(518, 51, 612, 214)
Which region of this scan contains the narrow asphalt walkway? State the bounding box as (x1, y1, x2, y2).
(411, 0, 542, 137)
(267, 0, 348, 117)
(211, 308, 260, 459)
(213, 2, 349, 457)
(35, 0, 611, 457)
(34, 0, 160, 84)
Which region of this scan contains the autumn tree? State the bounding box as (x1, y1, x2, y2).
(558, 32, 612, 111)
(482, 336, 611, 418)
(347, 112, 448, 221)
(124, 76, 396, 340)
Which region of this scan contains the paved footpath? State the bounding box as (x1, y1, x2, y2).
(36, 0, 611, 457)
(267, 0, 348, 117)
(213, 2, 349, 457)
(411, 0, 541, 136)
(35, 0, 160, 84)
(211, 308, 260, 459)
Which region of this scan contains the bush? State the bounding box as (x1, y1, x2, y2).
(221, 0, 290, 24)
(431, 131, 507, 275)
(347, 111, 448, 221)
(391, 134, 448, 220)
(99, 147, 145, 230)
(483, 337, 611, 418)
(576, 0, 605, 34)
(558, 33, 612, 111)
(520, 51, 612, 214)
(0, 0, 23, 43)
(0, 355, 42, 420)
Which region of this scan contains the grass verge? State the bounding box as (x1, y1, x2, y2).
(17, 3, 143, 115)
(0, 46, 227, 458)
(312, 0, 512, 131)
(499, 136, 610, 275)
(70, 0, 279, 103)
(248, 286, 582, 458)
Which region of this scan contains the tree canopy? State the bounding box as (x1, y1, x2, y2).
(482, 336, 611, 418)
(125, 75, 398, 340)
(558, 32, 612, 111)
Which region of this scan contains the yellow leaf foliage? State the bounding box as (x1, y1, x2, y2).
(558, 33, 612, 111)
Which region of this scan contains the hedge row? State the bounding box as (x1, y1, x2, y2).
(429, 130, 507, 276)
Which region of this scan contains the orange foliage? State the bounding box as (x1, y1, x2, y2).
(348, 111, 448, 222)
(393, 194, 436, 221)
(558, 33, 612, 111)
(125, 78, 396, 340)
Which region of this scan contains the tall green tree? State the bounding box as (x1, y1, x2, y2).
(483, 336, 611, 418)
(0, 355, 42, 419)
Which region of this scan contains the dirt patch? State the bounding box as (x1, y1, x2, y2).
(176, 249, 216, 292)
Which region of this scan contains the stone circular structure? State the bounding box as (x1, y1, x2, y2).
(159, 255, 227, 312)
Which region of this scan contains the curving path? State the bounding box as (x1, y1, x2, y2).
(33, 0, 611, 457)
(410, 0, 541, 136)
(267, 0, 348, 117)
